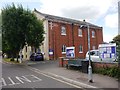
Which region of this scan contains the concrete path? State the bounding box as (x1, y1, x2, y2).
(23, 60, 119, 89)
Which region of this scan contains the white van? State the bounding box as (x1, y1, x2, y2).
(85, 49, 117, 62)
(85, 50, 101, 62)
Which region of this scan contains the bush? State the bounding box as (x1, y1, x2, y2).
(93, 66, 120, 79)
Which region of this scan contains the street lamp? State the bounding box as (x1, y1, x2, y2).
(87, 24, 93, 83)
(80, 24, 93, 83)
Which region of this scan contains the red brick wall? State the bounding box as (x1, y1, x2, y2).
(92, 62, 118, 69)
(48, 21, 103, 60)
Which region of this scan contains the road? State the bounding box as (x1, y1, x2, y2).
(2, 61, 82, 89)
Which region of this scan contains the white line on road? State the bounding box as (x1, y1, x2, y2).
(30, 75, 42, 82)
(16, 76, 31, 84)
(27, 67, 83, 88)
(2, 75, 42, 87)
(1, 78, 7, 86)
(27, 66, 99, 89)
(8, 77, 20, 86)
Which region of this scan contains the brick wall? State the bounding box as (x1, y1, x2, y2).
(92, 62, 118, 69)
(48, 21, 103, 60)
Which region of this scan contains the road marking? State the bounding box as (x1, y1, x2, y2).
(1, 78, 7, 86)
(16, 76, 32, 83)
(2, 75, 42, 87)
(30, 75, 42, 82)
(8, 77, 20, 86)
(27, 67, 99, 89)
(27, 67, 82, 88)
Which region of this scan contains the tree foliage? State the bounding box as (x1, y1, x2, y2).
(112, 35, 120, 62)
(2, 3, 44, 59)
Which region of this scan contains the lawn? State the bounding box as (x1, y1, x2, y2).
(3, 58, 20, 64)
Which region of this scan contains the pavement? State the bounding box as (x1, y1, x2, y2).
(3, 59, 120, 89)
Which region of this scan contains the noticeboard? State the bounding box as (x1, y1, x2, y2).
(49, 49, 53, 56)
(66, 47, 75, 58)
(99, 43, 116, 59)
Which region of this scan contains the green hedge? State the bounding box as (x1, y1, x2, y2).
(93, 66, 120, 79)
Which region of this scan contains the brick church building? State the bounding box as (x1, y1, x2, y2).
(24, 9, 103, 60)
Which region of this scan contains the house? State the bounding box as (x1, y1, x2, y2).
(22, 9, 103, 60)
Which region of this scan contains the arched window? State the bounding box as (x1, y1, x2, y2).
(78, 28, 82, 37)
(61, 26, 66, 35)
(92, 31, 95, 38)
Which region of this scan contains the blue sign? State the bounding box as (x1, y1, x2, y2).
(99, 43, 116, 59)
(66, 47, 75, 58)
(49, 49, 53, 56)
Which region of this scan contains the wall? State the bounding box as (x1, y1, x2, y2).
(92, 62, 118, 69)
(48, 20, 103, 60)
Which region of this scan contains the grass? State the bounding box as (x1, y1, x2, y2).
(3, 58, 20, 64)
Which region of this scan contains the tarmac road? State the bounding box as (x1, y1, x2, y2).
(2, 62, 82, 89)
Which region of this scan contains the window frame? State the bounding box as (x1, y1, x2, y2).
(92, 46, 96, 50)
(79, 45, 83, 53)
(61, 26, 66, 35)
(78, 28, 82, 37)
(92, 30, 95, 38)
(62, 45, 66, 54)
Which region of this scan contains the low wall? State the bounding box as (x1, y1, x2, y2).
(59, 57, 119, 69)
(92, 62, 118, 69)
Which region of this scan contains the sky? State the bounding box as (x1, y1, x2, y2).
(0, 0, 119, 43)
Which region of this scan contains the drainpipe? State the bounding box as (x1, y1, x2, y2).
(72, 23, 74, 46)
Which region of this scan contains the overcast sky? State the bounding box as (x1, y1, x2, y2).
(0, 0, 119, 42)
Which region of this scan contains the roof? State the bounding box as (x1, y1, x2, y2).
(34, 9, 102, 29)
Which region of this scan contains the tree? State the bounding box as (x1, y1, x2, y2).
(112, 35, 120, 62)
(2, 3, 44, 60)
(112, 35, 120, 44)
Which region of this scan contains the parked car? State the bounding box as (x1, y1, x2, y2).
(30, 52, 44, 61)
(86, 49, 117, 62)
(86, 50, 101, 62)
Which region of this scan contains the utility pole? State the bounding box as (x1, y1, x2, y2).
(87, 24, 93, 83)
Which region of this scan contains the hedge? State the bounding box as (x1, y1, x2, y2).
(93, 66, 120, 79)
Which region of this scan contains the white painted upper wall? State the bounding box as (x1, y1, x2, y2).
(33, 11, 49, 60)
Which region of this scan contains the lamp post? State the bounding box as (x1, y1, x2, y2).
(87, 24, 93, 83)
(80, 24, 93, 83)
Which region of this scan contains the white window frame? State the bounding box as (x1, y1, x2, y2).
(61, 26, 66, 35)
(79, 45, 83, 53)
(92, 31, 95, 38)
(62, 45, 66, 54)
(92, 46, 96, 50)
(78, 28, 82, 37)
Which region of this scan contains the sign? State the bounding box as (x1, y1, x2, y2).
(66, 47, 75, 58)
(49, 49, 53, 55)
(99, 43, 116, 59)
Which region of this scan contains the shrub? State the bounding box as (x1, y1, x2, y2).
(93, 66, 120, 79)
